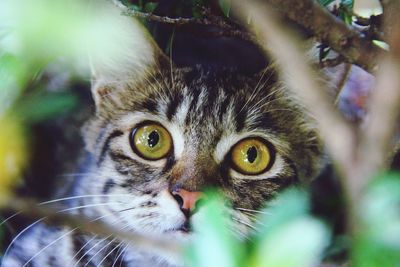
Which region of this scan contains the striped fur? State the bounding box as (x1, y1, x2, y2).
(2, 5, 327, 267)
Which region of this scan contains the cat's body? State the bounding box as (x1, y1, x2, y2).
(1, 3, 326, 266)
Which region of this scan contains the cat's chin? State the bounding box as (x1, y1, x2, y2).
(163, 228, 193, 243)
(142, 229, 192, 267)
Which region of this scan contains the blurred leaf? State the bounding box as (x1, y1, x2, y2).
(218, 0, 232, 17)
(15, 92, 77, 123)
(353, 173, 400, 267)
(0, 53, 30, 115)
(341, 0, 354, 9)
(0, 115, 26, 205)
(250, 188, 330, 267)
(188, 191, 244, 267)
(318, 0, 335, 6)
(0, 0, 128, 72)
(144, 2, 158, 13)
(318, 0, 353, 8)
(257, 188, 310, 234)
(339, 1, 354, 25)
(339, 10, 353, 25)
(251, 217, 330, 267)
(191, 0, 207, 18)
(373, 40, 389, 50)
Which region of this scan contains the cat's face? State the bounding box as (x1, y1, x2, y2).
(81, 8, 325, 265)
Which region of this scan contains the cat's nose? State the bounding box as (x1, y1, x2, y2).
(171, 188, 203, 216)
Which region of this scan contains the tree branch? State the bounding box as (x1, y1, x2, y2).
(235, 0, 400, 236)
(111, 0, 255, 42)
(259, 0, 385, 73)
(2, 196, 182, 256)
(234, 1, 357, 179)
(355, 0, 400, 190)
(112, 0, 385, 74)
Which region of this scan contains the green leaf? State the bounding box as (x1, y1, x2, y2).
(144, 2, 158, 13)
(373, 40, 389, 50)
(341, 0, 354, 9)
(353, 173, 400, 267)
(318, 0, 335, 6)
(257, 188, 310, 235)
(338, 1, 354, 25)
(15, 92, 77, 123)
(253, 217, 330, 267)
(218, 0, 232, 18)
(250, 188, 330, 267)
(188, 191, 244, 267)
(0, 53, 30, 115)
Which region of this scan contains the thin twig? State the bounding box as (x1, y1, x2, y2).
(111, 0, 255, 42)
(112, 0, 385, 73)
(256, 0, 385, 73)
(2, 196, 182, 256)
(234, 2, 357, 177)
(236, 0, 400, 236)
(355, 0, 400, 193)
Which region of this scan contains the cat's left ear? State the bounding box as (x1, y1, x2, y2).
(89, 1, 169, 106)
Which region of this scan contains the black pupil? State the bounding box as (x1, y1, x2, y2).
(148, 130, 160, 148)
(247, 146, 258, 163)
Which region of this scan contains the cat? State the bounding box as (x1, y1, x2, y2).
(1, 2, 327, 267)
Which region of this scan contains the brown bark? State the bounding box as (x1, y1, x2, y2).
(259, 0, 385, 73)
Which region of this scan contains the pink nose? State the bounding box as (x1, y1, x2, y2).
(171, 188, 202, 212)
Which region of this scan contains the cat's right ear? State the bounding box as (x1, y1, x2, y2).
(89, 1, 169, 107)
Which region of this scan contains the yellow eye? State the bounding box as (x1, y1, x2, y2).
(231, 138, 273, 175)
(130, 122, 172, 160)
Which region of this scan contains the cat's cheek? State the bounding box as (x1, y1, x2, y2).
(154, 190, 187, 232)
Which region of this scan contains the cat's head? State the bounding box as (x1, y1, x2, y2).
(82, 2, 326, 264)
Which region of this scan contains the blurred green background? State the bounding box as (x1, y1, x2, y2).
(1, 0, 399, 266)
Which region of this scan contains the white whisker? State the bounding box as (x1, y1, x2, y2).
(72, 216, 124, 267)
(40, 194, 130, 205)
(68, 235, 98, 266)
(3, 202, 120, 262)
(0, 194, 131, 227)
(97, 242, 123, 267)
(60, 202, 119, 212)
(232, 217, 257, 231)
(3, 219, 44, 260)
(83, 224, 130, 267)
(22, 228, 77, 267)
(235, 207, 271, 215)
(23, 212, 119, 267)
(118, 245, 130, 267)
(112, 244, 128, 267)
(74, 237, 109, 267)
(0, 212, 22, 227)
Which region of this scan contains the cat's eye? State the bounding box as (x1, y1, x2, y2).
(130, 122, 172, 160)
(231, 138, 273, 175)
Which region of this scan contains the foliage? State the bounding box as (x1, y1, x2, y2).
(0, 0, 131, 197)
(189, 174, 400, 266)
(353, 173, 400, 266)
(188, 189, 331, 267)
(0, 0, 126, 255)
(1, 0, 399, 266)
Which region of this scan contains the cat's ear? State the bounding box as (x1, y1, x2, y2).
(89, 1, 169, 106)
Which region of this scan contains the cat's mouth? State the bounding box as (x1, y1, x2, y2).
(164, 220, 192, 234)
